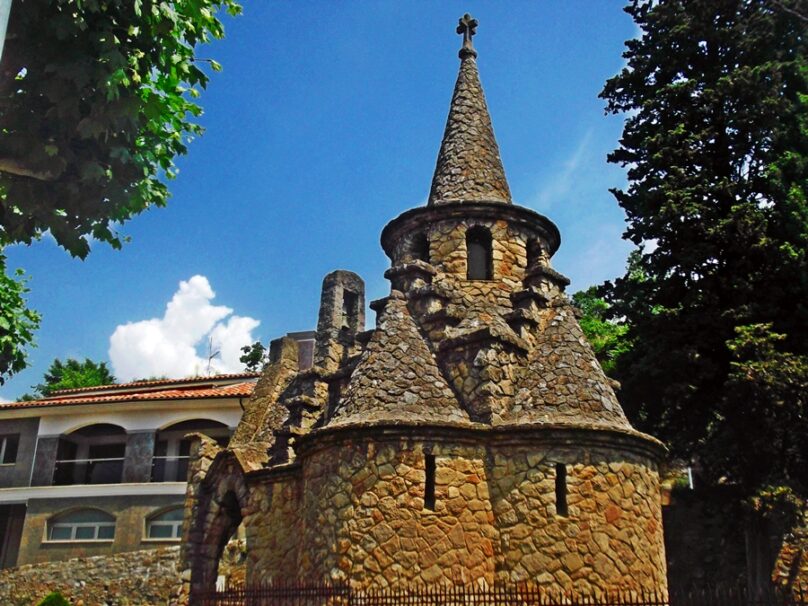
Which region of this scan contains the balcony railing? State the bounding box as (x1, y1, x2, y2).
(150, 455, 190, 483)
(52, 457, 125, 485)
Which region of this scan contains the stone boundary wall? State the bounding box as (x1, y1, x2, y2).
(0, 546, 181, 606)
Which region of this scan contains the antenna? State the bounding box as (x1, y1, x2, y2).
(205, 336, 221, 375)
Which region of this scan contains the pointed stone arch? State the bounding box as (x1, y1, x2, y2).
(183, 449, 250, 599)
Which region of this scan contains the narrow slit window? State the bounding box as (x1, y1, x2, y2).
(424, 453, 436, 510)
(555, 463, 568, 517)
(466, 227, 493, 280)
(526, 239, 542, 269)
(341, 290, 358, 329)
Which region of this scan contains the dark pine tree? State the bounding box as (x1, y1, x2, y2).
(600, 0, 807, 591)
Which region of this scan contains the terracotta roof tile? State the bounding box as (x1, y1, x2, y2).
(46, 372, 261, 396)
(0, 381, 256, 411)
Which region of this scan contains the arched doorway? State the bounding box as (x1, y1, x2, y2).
(187, 456, 249, 598)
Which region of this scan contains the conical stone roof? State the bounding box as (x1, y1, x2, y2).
(327, 293, 470, 428)
(508, 304, 632, 430)
(428, 34, 511, 205)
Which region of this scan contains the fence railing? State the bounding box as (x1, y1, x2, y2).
(150, 454, 190, 482)
(52, 457, 125, 485)
(194, 581, 807, 606)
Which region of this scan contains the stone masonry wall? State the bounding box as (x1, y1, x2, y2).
(247, 474, 302, 582)
(298, 437, 496, 587)
(272, 433, 665, 594)
(488, 443, 666, 594)
(0, 546, 180, 606)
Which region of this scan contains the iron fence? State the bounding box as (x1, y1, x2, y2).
(194, 581, 807, 606)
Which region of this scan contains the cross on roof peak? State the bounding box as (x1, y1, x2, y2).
(457, 13, 478, 58)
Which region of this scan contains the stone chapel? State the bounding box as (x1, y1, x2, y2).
(180, 14, 668, 599)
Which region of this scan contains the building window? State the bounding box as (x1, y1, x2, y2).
(0, 434, 19, 464)
(424, 453, 436, 511)
(526, 239, 542, 269)
(146, 507, 184, 540)
(466, 226, 493, 280)
(555, 463, 568, 517)
(410, 232, 430, 263)
(341, 290, 358, 329)
(47, 509, 115, 541)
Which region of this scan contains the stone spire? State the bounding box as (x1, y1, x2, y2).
(428, 14, 512, 206)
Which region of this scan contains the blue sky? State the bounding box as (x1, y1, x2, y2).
(1, 2, 638, 400)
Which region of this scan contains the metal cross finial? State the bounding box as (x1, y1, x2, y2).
(457, 13, 478, 58)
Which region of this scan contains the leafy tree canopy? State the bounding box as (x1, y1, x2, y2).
(0, 0, 240, 384)
(0, 0, 241, 257)
(571, 286, 630, 376)
(0, 254, 40, 385)
(22, 357, 116, 399)
(600, 0, 808, 506)
(240, 340, 267, 372)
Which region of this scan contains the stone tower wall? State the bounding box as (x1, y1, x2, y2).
(390, 215, 553, 290)
(274, 432, 666, 594)
(246, 474, 302, 581)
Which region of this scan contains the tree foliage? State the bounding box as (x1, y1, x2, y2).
(0, 0, 241, 257)
(0, 254, 40, 385)
(572, 286, 630, 376)
(23, 357, 116, 399)
(0, 0, 240, 382)
(600, 0, 808, 505)
(240, 340, 268, 372)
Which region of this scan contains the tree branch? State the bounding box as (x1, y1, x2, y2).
(0, 157, 59, 181)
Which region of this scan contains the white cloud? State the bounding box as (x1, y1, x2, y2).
(109, 275, 260, 382)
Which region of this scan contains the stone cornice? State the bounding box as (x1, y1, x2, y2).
(293, 421, 666, 463)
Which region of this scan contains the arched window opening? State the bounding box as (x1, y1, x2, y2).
(151, 419, 230, 482)
(146, 507, 184, 540)
(526, 239, 543, 269)
(410, 233, 430, 263)
(341, 290, 359, 330)
(48, 509, 115, 541)
(53, 424, 127, 486)
(466, 226, 493, 280)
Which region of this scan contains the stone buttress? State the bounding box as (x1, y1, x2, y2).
(180, 15, 668, 600)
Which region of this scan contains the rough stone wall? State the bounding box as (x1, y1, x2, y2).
(298, 438, 496, 587)
(0, 546, 180, 606)
(427, 218, 528, 292)
(247, 475, 302, 582)
(281, 435, 664, 594)
(488, 443, 666, 594)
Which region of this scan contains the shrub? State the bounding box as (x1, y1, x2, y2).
(36, 592, 71, 606)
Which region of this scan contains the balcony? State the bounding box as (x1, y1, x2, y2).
(52, 457, 125, 486)
(51, 423, 127, 486)
(150, 455, 190, 483)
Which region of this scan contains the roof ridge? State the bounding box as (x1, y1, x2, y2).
(46, 372, 261, 396)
